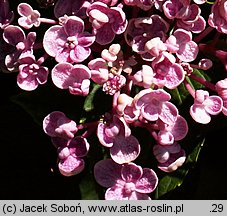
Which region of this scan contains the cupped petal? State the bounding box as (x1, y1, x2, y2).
(3, 25, 25, 45)
(105, 186, 127, 200)
(176, 40, 199, 62)
(204, 96, 223, 115)
(58, 155, 85, 176)
(97, 123, 114, 147)
(68, 136, 90, 157)
(17, 3, 33, 16)
(135, 168, 158, 193)
(141, 104, 159, 122)
(64, 16, 84, 36)
(70, 45, 91, 63)
(17, 73, 38, 91)
(121, 163, 143, 183)
(78, 32, 96, 47)
(43, 25, 67, 58)
(95, 23, 115, 45)
(190, 104, 211, 124)
(37, 67, 49, 84)
(110, 135, 141, 164)
(94, 159, 122, 188)
(159, 101, 178, 125)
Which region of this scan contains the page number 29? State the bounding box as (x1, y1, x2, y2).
(210, 204, 223, 212)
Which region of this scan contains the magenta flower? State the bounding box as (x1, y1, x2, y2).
(165, 29, 199, 62)
(3, 25, 36, 71)
(51, 62, 91, 96)
(97, 115, 140, 164)
(151, 52, 185, 89)
(43, 15, 95, 63)
(153, 142, 186, 172)
(94, 159, 158, 200)
(54, 136, 90, 176)
(208, 0, 227, 34)
(17, 3, 40, 29)
(134, 88, 179, 125)
(190, 90, 223, 124)
(86, 2, 127, 45)
(0, 0, 14, 29)
(43, 111, 78, 140)
(17, 54, 49, 91)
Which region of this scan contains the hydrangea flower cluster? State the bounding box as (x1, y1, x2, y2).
(1, 0, 227, 200)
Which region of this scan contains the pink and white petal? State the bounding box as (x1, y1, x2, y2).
(174, 29, 192, 43)
(37, 67, 49, 84)
(105, 186, 127, 200)
(168, 116, 188, 141)
(141, 104, 159, 122)
(18, 54, 35, 64)
(190, 16, 206, 33)
(158, 150, 186, 172)
(43, 25, 67, 57)
(70, 45, 91, 63)
(95, 23, 115, 45)
(134, 88, 153, 108)
(80, 79, 90, 96)
(190, 105, 211, 124)
(78, 32, 96, 47)
(165, 64, 185, 89)
(3, 25, 25, 45)
(204, 96, 223, 115)
(64, 16, 84, 36)
(58, 156, 85, 176)
(55, 49, 71, 63)
(153, 144, 170, 163)
(135, 168, 158, 193)
(17, 74, 38, 91)
(94, 159, 122, 188)
(121, 163, 143, 183)
(159, 102, 178, 125)
(51, 62, 73, 89)
(18, 17, 33, 29)
(97, 123, 114, 147)
(177, 41, 199, 62)
(158, 131, 174, 145)
(68, 136, 89, 157)
(110, 135, 141, 164)
(17, 3, 33, 16)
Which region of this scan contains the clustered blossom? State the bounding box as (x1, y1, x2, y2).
(1, 0, 227, 200)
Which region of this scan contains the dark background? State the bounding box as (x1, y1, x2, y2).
(0, 72, 227, 199)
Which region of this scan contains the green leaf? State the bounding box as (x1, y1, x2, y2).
(83, 83, 101, 112)
(155, 138, 205, 199)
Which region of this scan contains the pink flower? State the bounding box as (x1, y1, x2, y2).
(165, 29, 199, 62)
(87, 2, 127, 45)
(53, 136, 90, 176)
(134, 88, 179, 125)
(97, 115, 140, 164)
(94, 159, 158, 200)
(51, 62, 91, 96)
(208, 0, 227, 34)
(43, 15, 95, 63)
(17, 54, 49, 91)
(190, 90, 223, 124)
(151, 52, 185, 89)
(17, 3, 41, 29)
(216, 78, 227, 116)
(125, 15, 169, 58)
(153, 142, 186, 172)
(3, 25, 36, 71)
(43, 111, 78, 140)
(156, 115, 188, 145)
(0, 0, 14, 29)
